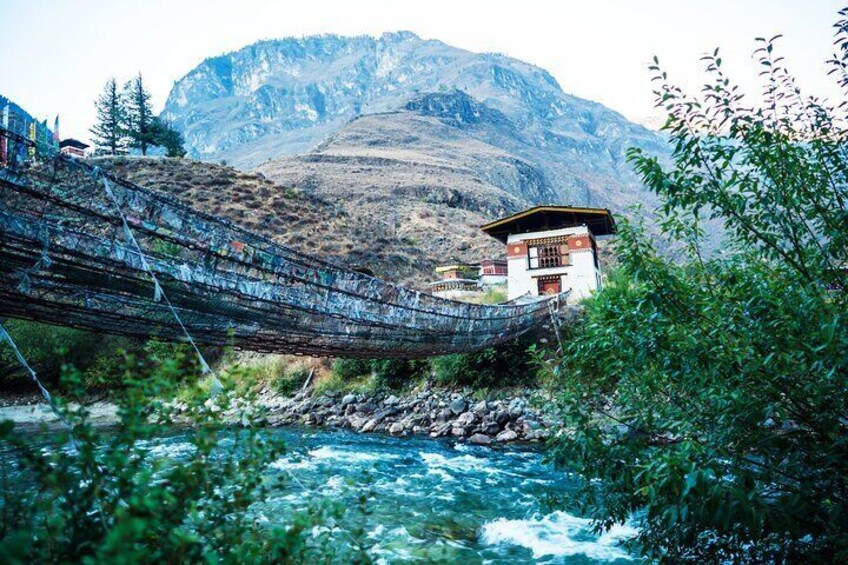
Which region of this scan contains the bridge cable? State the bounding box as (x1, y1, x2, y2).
(0, 323, 80, 450)
(90, 166, 224, 396)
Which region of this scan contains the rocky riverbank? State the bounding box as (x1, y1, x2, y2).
(250, 386, 556, 445)
(1, 386, 559, 445)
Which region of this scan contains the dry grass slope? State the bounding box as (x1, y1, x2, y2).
(97, 156, 505, 288)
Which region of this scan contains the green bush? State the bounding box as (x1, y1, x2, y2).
(275, 366, 312, 396)
(430, 339, 535, 389)
(541, 18, 848, 563)
(0, 320, 138, 390)
(371, 359, 426, 391)
(313, 372, 375, 397)
(331, 358, 372, 381)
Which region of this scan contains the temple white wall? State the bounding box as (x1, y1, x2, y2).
(505, 226, 602, 302)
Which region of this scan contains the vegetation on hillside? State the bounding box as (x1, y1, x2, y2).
(541, 13, 848, 563)
(91, 74, 185, 157)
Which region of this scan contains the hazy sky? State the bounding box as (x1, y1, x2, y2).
(2, 0, 843, 143)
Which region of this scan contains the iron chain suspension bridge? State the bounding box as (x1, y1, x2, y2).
(0, 128, 557, 364)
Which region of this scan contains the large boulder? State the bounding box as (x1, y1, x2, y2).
(456, 412, 477, 427)
(494, 410, 511, 427)
(450, 398, 468, 415)
(496, 429, 519, 442)
(469, 433, 492, 446)
(480, 421, 501, 435)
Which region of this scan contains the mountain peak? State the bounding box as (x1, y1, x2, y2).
(378, 30, 421, 43)
(162, 32, 667, 211)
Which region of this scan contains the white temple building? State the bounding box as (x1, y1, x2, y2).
(480, 206, 616, 302)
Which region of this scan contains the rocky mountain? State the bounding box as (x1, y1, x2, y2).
(162, 32, 668, 210)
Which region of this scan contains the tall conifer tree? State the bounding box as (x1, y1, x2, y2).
(124, 74, 155, 155)
(90, 78, 128, 155)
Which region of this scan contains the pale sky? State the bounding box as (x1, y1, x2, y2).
(1, 0, 843, 143)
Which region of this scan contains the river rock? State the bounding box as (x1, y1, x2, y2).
(410, 414, 431, 428)
(496, 429, 519, 442)
(469, 433, 492, 445)
(451, 426, 468, 437)
(436, 408, 453, 422)
(449, 398, 468, 415)
(361, 419, 378, 433)
(384, 395, 400, 406)
(356, 401, 378, 414)
(472, 400, 489, 416)
(494, 410, 511, 427)
(348, 416, 367, 430)
(372, 408, 398, 424)
(388, 422, 405, 435)
(480, 421, 501, 435)
(430, 422, 452, 438)
(456, 412, 476, 427)
(341, 393, 357, 406)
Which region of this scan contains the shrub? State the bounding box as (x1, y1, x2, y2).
(541, 17, 848, 563)
(371, 359, 426, 391)
(0, 320, 137, 390)
(430, 338, 535, 389)
(313, 372, 375, 397)
(275, 366, 312, 396)
(331, 358, 372, 381)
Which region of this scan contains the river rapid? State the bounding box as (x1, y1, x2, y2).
(3, 423, 638, 563)
(179, 427, 635, 563)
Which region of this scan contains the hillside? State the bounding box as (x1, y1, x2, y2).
(97, 157, 503, 287)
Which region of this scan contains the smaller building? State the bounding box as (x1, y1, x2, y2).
(435, 264, 477, 280)
(59, 138, 89, 158)
(429, 263, 479, 299)
(478, 259, 508, 287)
(481, 206, 616, 302)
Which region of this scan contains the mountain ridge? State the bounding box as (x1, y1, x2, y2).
(162, 31, 665, 209)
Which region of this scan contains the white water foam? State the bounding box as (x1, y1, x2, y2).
(269, 456, 314, 471)
(308, 446, 386, 463)
(420, 452, 505, 476)
(142, 440, 196, 459)
(480, 511, 636, 561)
(271, 445, 392, 471)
